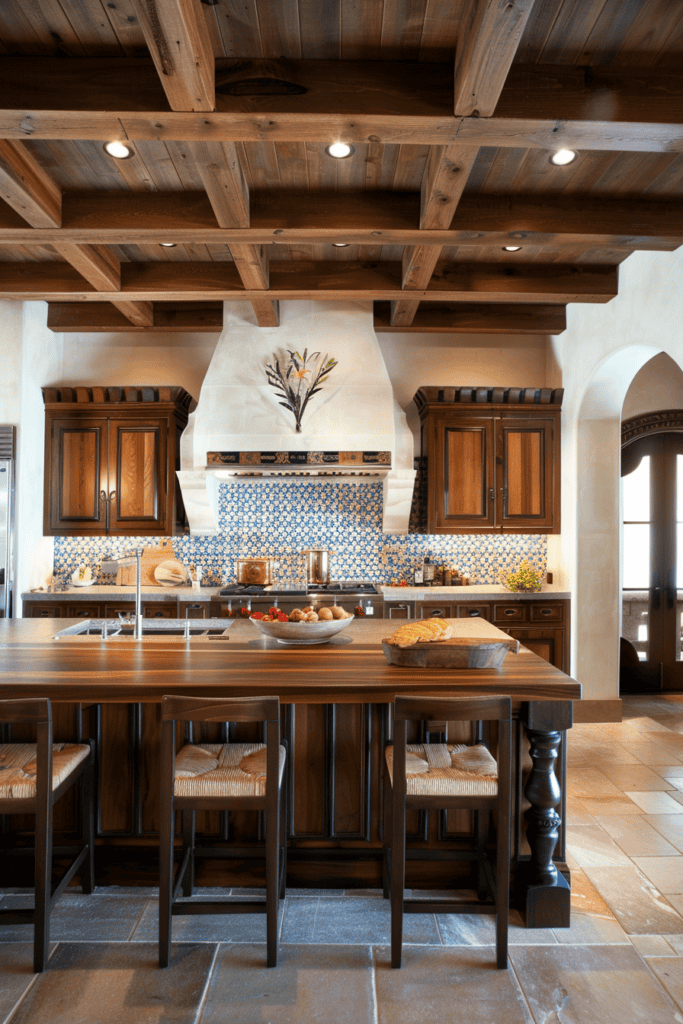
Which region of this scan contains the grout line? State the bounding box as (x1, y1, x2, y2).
(507, 953, 537, 1024)
(126, 896, 152, 940)
(2, 948, 49, 1024)
(194, 943, 221, 1024)
(369, 945, 379, 1024)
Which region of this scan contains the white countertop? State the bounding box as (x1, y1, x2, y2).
(23, 585, 221, 601)
(380, 584, 570, 600)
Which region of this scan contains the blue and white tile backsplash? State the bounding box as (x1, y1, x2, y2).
(54, 480, 546, 585)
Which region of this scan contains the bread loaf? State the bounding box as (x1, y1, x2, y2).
(386, 619, 453, 648)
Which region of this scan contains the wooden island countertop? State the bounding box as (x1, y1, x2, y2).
(0, 617, 581, 707)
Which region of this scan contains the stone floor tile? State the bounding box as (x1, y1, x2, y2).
(373, 945, 533, 1024)
(578, 796, 644, 816)
(583, 865, 683, 934)
(509, 945, 681, 1024)
(653, 766, 683, 780)
(564, 798, 597, 825)
(645, 814, 683, 851)
(0, 893, 149, 943)
(286, 888, 347, 897)
(620, 741, 683, 766)
(593, 815, 679, 856)
(437, 910, 557, 947)
(565, 768, 626, 801)
(633, 856, 683, 894)
(597, 764, 677, 792)
(644, 958, 683, 1013)
(582, 746, 645, 767)
(624, 791, 683, 814)
(0, 944, 54, 1023)
(199, 943, 374, 1023)
(280, 897, 441, 946)
(629, 934, 677, 957)
(6, 943, 216, 1024)
(569, 868, 617, 919)
(565, 824, 634, 867)
(551, 913, 629, 944)
(131, 897, 283, 945)
(660, 933, 683, 955)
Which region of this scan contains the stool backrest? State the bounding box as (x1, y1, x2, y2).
(0, 698, 53, 811)
(161, 695, 279, 724)
(0, 698, 52, 726)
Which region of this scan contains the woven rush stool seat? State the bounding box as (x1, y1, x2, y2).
(173, 742, 286, 798)
(0, 699, 95, 973)
(159, 696, 287, 969)
(384, 696, 512, 970)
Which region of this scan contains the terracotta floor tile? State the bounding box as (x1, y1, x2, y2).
(564, 824, 634, 867)
(199, 943, 375, 1024)
(632, 857, 683, 895)
(596, 764, 676, 792)
(509, 945, 681, 1024)
(624, 791, 683, 814)
(582, 865, 683, 934)
(593, 815, 679, 856)
(6, 943, 216, 1024)
(373, 945, 532, 1024)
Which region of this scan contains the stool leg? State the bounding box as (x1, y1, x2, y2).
(80, 758, 95, 895)
(34, 798, 52, 973)
(279, 783, 287, 900)
(475, 810, 487, 901)
(266, 791, 279, 968)
(496, 810, 510, 970)
(382, 766, 390, 899)
(390, 786, 405, 969)
(181, 811, 195, 897)
(159, 722, 175, 969)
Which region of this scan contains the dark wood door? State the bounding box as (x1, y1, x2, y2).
(498, 416, 557, 532)
(47, 417, 108, 534)
(428, 412, 496, 532)
(107, 418, 168, 535)
(621, 433, 683, 691)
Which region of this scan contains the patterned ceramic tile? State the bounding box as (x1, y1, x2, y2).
(54, 481, 547, 585)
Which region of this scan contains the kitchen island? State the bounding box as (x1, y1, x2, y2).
(0, 617, 580, 927)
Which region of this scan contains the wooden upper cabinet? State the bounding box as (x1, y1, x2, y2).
(43, 387, 192, 537)
(415, 387, 562, 535)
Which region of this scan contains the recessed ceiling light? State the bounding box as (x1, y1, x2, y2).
(550, 148, 577, 166)
(333, 242, 350, 247)
(503, 246, 522, 252)
(159, 242, 177, 247)
(103, 141, 133, 160)
(325, 142, 355, 159)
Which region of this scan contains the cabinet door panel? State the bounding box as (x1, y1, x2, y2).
(108, 419, 168, 534)
(505, 627, 566, 671)
(499, 417, 558, 531)
(429, 414, 495, 532)
(48, 418, 107, 534)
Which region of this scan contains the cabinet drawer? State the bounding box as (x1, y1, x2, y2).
(456, 604, 490, 621)
(65, 604, 101, 618)
(493, 603, 527, 623)
(529, 603, 564, 623)
(143, 602, 177, 619)
(104, 602, 135, 618)
(179, 601, 207, 619)
(26, 603, 62, 618)
(419, 604, 452, 619)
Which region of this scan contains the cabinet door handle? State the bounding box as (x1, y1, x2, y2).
(504, 609, 516, 616)
(469, 610, 480, 617)
(540, 608, 553, 616)
(430, 609, 444, 617)
(500, 486, 508, 516)
(488, 487, 495, 503)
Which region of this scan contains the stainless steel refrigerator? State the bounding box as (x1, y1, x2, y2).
(0, 456, 14, 618)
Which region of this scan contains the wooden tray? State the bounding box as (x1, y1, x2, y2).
(381, 635, 518, 668)
(117, 538, 177, 587)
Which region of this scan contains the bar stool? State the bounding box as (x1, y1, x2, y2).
(159, 695, 286, 968)
(0, 698, 95, 973)
(384, 695, 512, 969)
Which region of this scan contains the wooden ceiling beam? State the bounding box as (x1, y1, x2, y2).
(45, 300, 565, 335)
(375, 301, 566, 335)
(47, 302, 223, 333)
(187, 140, 279, 326)
(2, 59, 681, 153)
(51, 242, 155, 327)
(0, 260, 618, 304)
(0, 192, 678, 250)
(454, 0, 537, 117)
(130, 0, 215, 111)
(0, 140, 61, 228)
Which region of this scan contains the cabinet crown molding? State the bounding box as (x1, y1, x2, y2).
(42, 385, 193, 414)
(414, 386, 564, 418)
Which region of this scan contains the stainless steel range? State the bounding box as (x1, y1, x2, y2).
(217, 581, 383, 617)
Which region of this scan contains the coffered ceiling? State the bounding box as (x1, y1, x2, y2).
(0, 0, 682, 333)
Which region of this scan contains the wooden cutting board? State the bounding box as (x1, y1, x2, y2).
(382, 634, 518, 668)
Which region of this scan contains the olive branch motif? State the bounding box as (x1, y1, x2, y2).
(265, 349, 338, 434)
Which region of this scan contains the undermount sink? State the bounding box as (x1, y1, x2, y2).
(53, 618, 233, 640)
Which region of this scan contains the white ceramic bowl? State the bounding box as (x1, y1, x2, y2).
(71, 576, 95, 587)
(249, 615, 354, 645)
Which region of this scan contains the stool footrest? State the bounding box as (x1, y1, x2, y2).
(171, 899, 266, 916)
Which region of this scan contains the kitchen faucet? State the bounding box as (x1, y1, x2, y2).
(100, 548, 144, 639)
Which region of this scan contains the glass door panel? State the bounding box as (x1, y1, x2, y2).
(622, 456, 651, 663)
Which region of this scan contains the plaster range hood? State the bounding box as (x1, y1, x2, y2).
(177, 300, 416, 534)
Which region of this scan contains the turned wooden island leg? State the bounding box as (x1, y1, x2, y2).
(519, 700, 573, 928)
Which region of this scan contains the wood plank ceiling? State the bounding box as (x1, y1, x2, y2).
(0, 0, 682, 332)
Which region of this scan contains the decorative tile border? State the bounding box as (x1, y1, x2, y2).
(54, 480, 547, 586)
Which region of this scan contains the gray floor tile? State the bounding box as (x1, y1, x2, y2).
(280, 896, 441, 945)
(0, 893, 149, 943)
(199, 943, 375, 1023)
(131, 896, 284, 944)
(509, 944, 682, 1024)
(373, 945, 533, 1024)
(437, 909, 557, 947)
(6, 943, 216, 1024)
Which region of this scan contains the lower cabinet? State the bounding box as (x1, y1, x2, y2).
(503, 627, 567, 671)
(23, 597, 201, 619)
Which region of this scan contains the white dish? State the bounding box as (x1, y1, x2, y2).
(154, 560, 189, 587)
(249, 615, 354, 645)
(70, 577, 96, 587)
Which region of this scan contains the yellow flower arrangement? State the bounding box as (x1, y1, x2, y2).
(500, 559, 543, 593)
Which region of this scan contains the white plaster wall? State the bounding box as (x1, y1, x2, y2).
(622, 352, 683, 420)
(551, 247, 683, 702)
